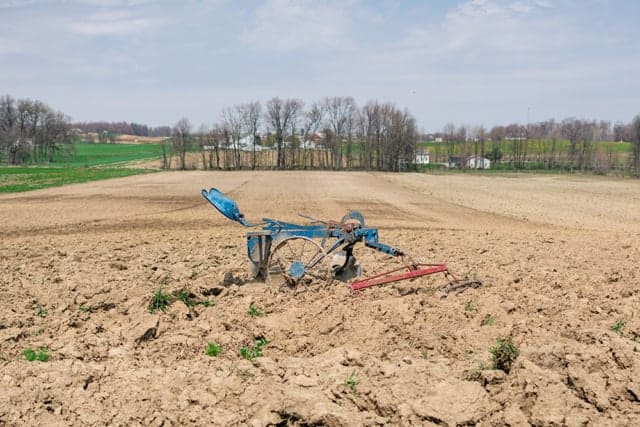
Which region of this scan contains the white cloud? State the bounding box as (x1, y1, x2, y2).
(439, 0, 563, 53)
(69, 10, 161, 35)
(241, 0, 354, 51)
(388, 0, 570, 66)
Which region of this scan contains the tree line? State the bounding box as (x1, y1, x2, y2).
(0, 95, 72, 164)
(2, 92, 639, 177)
(74, 121, 171, 139)
(431, 117, 640, 176)
(166, 96, 419, 172)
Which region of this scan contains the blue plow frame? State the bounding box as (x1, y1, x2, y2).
(201, 187, 403, 282)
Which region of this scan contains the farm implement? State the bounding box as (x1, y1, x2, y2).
(202, 187, 481, 293)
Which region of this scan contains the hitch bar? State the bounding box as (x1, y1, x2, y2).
(350, 264, 449, 291)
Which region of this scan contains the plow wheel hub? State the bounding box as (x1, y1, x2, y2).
(289, 261, 305, 280)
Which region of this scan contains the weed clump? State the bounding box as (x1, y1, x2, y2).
(148, 288, 172, 313)
(35, 305, 47, 318)
(206, 341, 221, 357)
(345, 370, 358, 392)
(23, 347, 50, 362)
(248, 303, 264, 318)
(240, 338, 269, 360)
(490, 339, 520, 373)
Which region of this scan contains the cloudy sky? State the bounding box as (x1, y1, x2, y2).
(1, 0, 638, 131)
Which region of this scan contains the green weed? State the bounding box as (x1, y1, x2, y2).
(148, 287, 172, 313)
(248, 302, 264, 318)
(612, 319, 625, 334)
(23, 347, 50, 362)
(35, 305, 47, 318)
(206, 341, 221, 357)
(464, 301, 476, 312)
(481, 314, 495, 326)
(490, 339, 520, 373)
(239, 338, 269, 360)
(345, 370, 358, 392)
(78, 305, 93, 313)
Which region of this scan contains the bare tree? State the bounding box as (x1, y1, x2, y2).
(301, 101, 324, 168)
(238, 102, 262, 170)
(475, 126, 486, 168)
(172, 117, 191, 170)
(631, 114, 640, 177)
(613, 121, 628, 142)
(323, 96, 356, 169)
(208, 124, 223, 170)
(577, 121, 595, 172)
(222, 107, 243, 169)
(562, 118, 582, 168)
(265, 97, 302, 169)
(443, 122, 456, 166)
(197, 124, 209, 169)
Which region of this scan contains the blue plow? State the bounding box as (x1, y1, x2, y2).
(202, 187, 482, 292)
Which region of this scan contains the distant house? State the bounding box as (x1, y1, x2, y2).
(448, 155, 491, 169)
(467, 156, 491, 169)
(414, 150, 430, 164)
(238, 135, 269, 151)
(302, 132, 326, 150)
(12, 138, 33, 148)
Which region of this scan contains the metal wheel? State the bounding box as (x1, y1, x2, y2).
(267, 236, 330, 287)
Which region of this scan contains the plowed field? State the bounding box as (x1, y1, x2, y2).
(1, 171, 639, 425)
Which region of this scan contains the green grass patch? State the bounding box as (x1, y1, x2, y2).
(418, 139, 632, 155)
(0, 166, 154, 194)
(55, 143, 165, 167)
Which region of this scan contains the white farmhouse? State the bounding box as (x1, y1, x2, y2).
(466, 156, 491, 169)
(414, 150, 430, 164)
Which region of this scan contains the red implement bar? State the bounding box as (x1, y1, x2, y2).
(350, 263, 449, 291)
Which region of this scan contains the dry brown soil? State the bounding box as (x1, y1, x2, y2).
(1, 171, 639, 426)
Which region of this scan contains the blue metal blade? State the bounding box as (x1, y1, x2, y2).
(201, 188, 250, 227)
